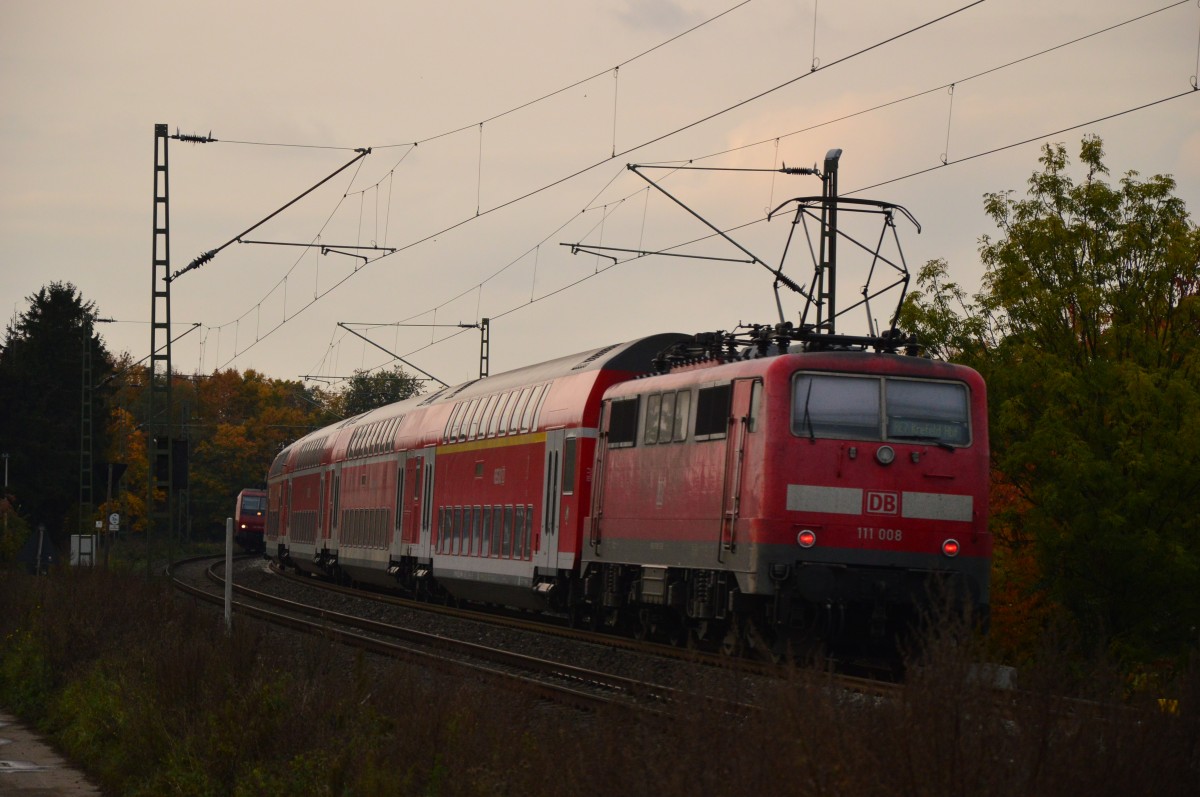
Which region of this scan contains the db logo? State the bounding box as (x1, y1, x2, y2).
(866, 491, 899, 515)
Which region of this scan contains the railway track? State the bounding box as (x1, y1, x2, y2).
(266, 557, 901, 697)
(170, 554, 776, 714)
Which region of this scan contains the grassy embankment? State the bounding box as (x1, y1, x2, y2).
(1, 562, 1197, 796)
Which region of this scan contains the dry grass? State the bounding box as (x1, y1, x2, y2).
(1, 566, 1196, 796)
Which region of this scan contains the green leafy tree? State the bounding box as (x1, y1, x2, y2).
(336, 366, 424, 417)
(902, 137, 1200, 663)
(0, 283, 115, 547)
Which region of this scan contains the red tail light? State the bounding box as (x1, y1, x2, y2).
(942, 539, 960, 557)
(797, 529, 816, 548)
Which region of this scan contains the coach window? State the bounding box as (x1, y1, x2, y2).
(481, 507, 492, 556)
(521, 384, 545, 433)
(502, 506, 514, 557)
(524, 506, 534, 559)
(607, 397, 639, 448)
(694, 384, 732, 441)
(562, 437, 577, 495)
(477, 395, 500, 439)
(465, 397, 485, 440)
(673, 390, 691, 441)
(471, 506, 482, 555)
(496, 391, 516, 435)
(643, 393, 662, 445)
(514, 507, 526, 558)
(331, 473, 341, 529)
(490, 505, 502, 557)
(488, 393, 511, 438)
(658, 391, 677, 443)
(463, 399, 483, 442)
(446, 403, 465, 443)
(531, 383, 551, 430)
(506, 388, 532, 435)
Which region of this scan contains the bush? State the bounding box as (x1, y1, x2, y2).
(1, 568, 1196, 796)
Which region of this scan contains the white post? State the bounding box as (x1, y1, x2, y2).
(224, 517, 233, 635)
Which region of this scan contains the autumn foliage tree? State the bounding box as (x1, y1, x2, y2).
(182, 369, 336, 534)
(901, 137, 1200, 664)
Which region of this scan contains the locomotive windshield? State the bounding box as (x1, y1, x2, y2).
(792, 373, 969, 446)
(241, 494, 267, 512)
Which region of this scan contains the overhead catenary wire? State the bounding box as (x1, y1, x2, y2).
(209, 2, 989, 373)
(372, 0, 757, 151)
(687, 0, 1192, 165)
(201, 0, 1192, 381)
(171, 148, 371, 282)
(335, 85, 1200, 386)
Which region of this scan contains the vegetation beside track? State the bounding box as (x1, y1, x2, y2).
(2, 564, 1196, 796)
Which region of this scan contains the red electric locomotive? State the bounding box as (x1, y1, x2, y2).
(583, 333, 989, 655)
(264, 148, 992, 657)
(234, 488, 268, 553)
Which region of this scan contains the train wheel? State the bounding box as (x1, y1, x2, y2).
(665, 611, 690, 648)
(719, 621, 743, 657)
(633, 609, 652, 641)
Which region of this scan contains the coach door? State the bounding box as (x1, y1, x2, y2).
(326, 464, 341, 548)
(418, 448, 436, 556)
(399, 452, 423, 549)
(536, 428, 565, 573)
(719, 378, 760, 560)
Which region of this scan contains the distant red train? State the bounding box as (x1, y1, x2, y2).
(235, 488, 267, 553)
(265, 327, 990, 657)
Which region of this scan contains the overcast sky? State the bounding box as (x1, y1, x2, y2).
(3, 0, 1198, 389)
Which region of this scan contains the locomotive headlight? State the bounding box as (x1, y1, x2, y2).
(876, 445, 896, 465)
(797, 529, 817, 548)
(942, 539, 960, 557)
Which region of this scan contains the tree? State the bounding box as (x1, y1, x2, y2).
(337, 366, 424, 417)
(184, 369, 336, 534)
(0, 282, 114, 547)
(901, 137, 1200, 663)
